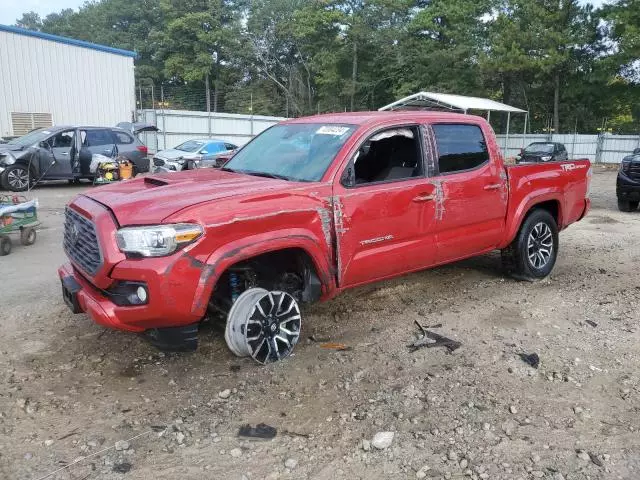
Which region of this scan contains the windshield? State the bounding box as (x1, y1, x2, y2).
(224, 123, 356, 182)
(524, 143, 554, 154)
(7, 128, 55, 147)
(175, 140, 205, 152)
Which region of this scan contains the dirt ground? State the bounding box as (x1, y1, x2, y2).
(1, 167, 639, 480)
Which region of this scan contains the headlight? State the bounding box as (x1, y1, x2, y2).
(176, 157, 185, 164)
(541, 155, 552, 162)
(0, 151, 16, 166)
(620, 160, 630, 172)
(116, 223, 203, 257)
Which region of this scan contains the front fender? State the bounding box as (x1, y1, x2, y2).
(189, 228, 335, 316)
(501, 190, 563, 248)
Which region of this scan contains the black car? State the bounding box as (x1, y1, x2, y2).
(616, 147, 640, 212)
(516, 142, 568, 164)
(0, 124, 156, 192)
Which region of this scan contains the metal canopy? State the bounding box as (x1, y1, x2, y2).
(378, 91, 526, 113)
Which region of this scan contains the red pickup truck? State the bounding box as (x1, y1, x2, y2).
(58, 112, 591, 363)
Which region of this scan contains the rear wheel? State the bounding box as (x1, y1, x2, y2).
(618, 198, 639, 212)
(0, 236, 11, 256)
(3, 164, 31, 192)
(502, 209, 558, 281)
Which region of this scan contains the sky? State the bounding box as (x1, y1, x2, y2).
(0, 0, 610, 26)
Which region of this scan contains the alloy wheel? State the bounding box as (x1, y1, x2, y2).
(527, 222, 553, 269)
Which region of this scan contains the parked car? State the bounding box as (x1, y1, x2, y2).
(616, 147, 640, 212)
(152, 138, 238, 172)
(516, 142, 568, 163)
(59, 111, 591, 362)
(0, 125, 155, 191)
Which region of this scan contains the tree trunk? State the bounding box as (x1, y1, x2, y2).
(205, 72, 211, 113)
(553, 72, 560, 134)
(350, 41, 358, 112)
(501, 74, 512, 132)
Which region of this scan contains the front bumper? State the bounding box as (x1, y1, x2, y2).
(58, 257, 206, 333)
(617, 172, 640, 201)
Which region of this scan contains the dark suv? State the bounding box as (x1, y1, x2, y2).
(0, 126, 151, 191)
(617, 148, 640, 212)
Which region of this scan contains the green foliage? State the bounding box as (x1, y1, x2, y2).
(11, 0, 639, 133)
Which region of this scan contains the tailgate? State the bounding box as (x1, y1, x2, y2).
(505, 159, 591, 230)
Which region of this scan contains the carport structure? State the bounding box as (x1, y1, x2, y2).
(378, 91, 528, 153)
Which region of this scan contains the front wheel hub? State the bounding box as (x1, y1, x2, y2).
(225, 288, 301, 364)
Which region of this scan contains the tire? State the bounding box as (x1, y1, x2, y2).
(20, 227, 36, 246)
(225, 288, 302, 364)
(0, 236, 11, 256)
(2, 164, 31, 192)
(502, 209, 559, 281)
(618, 198, 639, 212)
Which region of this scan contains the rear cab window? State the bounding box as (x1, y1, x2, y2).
(431, 124, 489, 175)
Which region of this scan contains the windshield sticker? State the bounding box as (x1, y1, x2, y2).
(316, 126, 350, 136)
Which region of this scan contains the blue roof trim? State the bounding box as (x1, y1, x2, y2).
(0, 24, 137, 58)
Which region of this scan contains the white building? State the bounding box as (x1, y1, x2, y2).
(0, 24, 136, 138)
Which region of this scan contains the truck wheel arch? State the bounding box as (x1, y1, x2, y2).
(190, 231, 335, 317)
(504, 197, 562, 247)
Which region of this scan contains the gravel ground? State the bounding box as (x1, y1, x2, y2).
(1, 167, 639, 480)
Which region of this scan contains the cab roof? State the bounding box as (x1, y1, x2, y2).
(284, 110, 480, 127)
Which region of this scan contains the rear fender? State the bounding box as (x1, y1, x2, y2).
(501, 191, 563, 248)
(189, 229, 335, 316)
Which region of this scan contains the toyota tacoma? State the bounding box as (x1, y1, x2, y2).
(59, 112, 591, 364)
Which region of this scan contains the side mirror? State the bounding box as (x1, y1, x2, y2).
(342, 165, 355, 187)
(39, 141, 51, 150)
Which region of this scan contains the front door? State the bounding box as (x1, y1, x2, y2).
(40, 129, 75, 178)
(334, 125, 438, 287)
(427, 122, 508, 263)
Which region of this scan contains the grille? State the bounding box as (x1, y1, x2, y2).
(153, 157, 165, 166)
(628, 162, 640, 180)
(63, 208, 102, 276)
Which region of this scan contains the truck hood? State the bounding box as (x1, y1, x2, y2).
(82, 169, 291, 225)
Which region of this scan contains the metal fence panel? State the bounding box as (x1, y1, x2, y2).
(496, 133, 639, 163)
(136, 109, 285, 152)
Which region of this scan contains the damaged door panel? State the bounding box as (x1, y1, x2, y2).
(333, 125, 438, 287)
(428, 123, 508, 263)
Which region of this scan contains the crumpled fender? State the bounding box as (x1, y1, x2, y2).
(189, 228, 335, 316)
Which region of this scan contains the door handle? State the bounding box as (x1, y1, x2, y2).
(412, 194, 435, 202)
(484, 183, 502, 190)
(60, 152, 69, 156)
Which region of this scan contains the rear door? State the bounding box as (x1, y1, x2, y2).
(428, 122, 508, 263)
(334, 124, 439, 287)
(82, 128, 116, 156)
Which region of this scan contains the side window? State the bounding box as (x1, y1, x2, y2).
(348, 126, 423, 185)
(432, 124, 489, 174)
(82, 129, 113, 147)
(113, 131, 134, 144)
(225, 143, 237, 150)
(50, 130, 74, 148)
(202, 143, 224, 154)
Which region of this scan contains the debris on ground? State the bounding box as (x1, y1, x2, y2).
(113, 462, 132, 474)
(518, 352, 540, 369)
(319, 342, 352, 351)
(588, 451, 604, 467)
(238, 423, 277, 440)
(586, 320, 598, 328)
(409, 321, 461, 352)
(371, 431, 395, 449)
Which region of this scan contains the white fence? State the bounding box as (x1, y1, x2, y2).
(135, 108, 639, 163)
(136, 109, 285, 152)
(496, 133, 640, 163)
